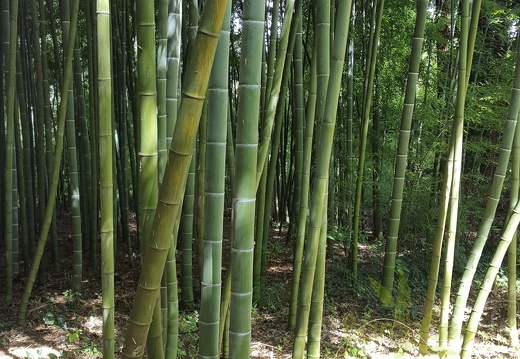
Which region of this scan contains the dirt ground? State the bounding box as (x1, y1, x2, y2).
(0, 212, 518, 358)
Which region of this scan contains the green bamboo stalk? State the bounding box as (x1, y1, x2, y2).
(17, 0, 80, 325)
(181, 131, 197, 309)
(260, 178, 270, 301)
(379, 0, 428, 304)
(15, 50, 28, 274)
(260, 45, 267, 128)
(292, 1, 352, 356)
(97, 0, 115, 356)
(464, 0, 481, 89)
(84, 0, 99, 267)
(371, 89, 382, 240)
(134, 0, 162, 354)
(121, 1, 228, 356)
(352, 0, 385, 281)
(18, 36, 36, 263)
(0, 0, 6, 253)
(136, 0, 158, 256)
(223, 304, 230, 359)
(113, 13, 132, 260)
(315, 0, 331, 137)
(265, 0, 280, 101)
(253, 160, 268, 305)
(288, 39, 317, 331)
(187, 0, 198, 61)
(125, 2, 138, 208)
(46, 0, 62, 86)
(306, 199, 327, 358)
(279, 115, 290, 223)
(146, 300, 163, 358)
(159, 275, 168, 346)
(73, 45, 92, 258)
(198, 4, 230, 356)
(166, 0, 181, 147)
(345, 3, 354, 246)
(30, 0, 48, 264)
(180, 147, 195, 308)
(156, 0, 169, 344)
(164, 0, 182, 356)
(39, 0, 59, 268)
(5, 0, 18, 304)
(254, 46, 267, 306)
(287, 3, 304, 244)
(226, 109, 235, 193)
(41, 0, 55, 276)
(44, 0, 62, 273)
(256, 0, 295, 187)
(165, 233, 179, 358)
(219, 266, 232, 351)
(165, 212, 182, 358)
(12, 147, 19, 279)
(228, 0, 265, 356)
(328, 150, 337, 251)
(508, 72, 519, 348)
(157, 0, 168, 184)
(117, 0, 132, 260)
(62, 0, 83, 294)
(196, 101, 206, 280)
(192, 3, 204, 270)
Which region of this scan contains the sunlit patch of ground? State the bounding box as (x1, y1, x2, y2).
(9, 346, 61, 359)
(0, 294, 108, 358)
(321, 313, 519, 358)
(251, 342, 290, 358)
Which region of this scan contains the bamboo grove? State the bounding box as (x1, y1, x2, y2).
(1, 0, 520, 358)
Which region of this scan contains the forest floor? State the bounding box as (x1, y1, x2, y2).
(0, 211, 518, 358)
